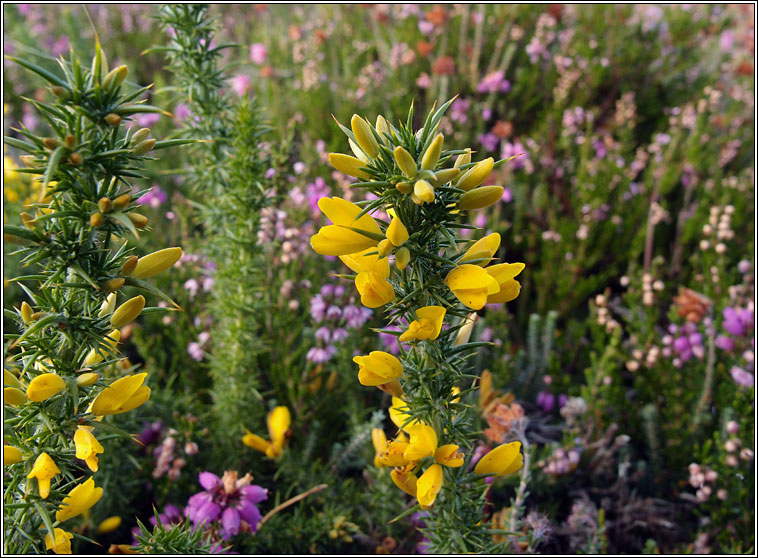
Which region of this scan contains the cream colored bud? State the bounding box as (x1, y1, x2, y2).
(102, 64, 128, 90)
(375, 115, 390, 138)
(98, 293, 117, 317)
(351, 114, 379, 159)
(19, 155, 36, 166)
(377, 239, 393, 258)
(130, 128, 150, 145)
(349, 139, 370, 164)
(456, 157, 494, 191)
(131, 247, 183, 279)
(454, 149, 472, 168)
(430, 167, 460, 187)
(110, 295, 145, 328)
(133, 138, 156, 156)
(421, 133, 444, 170)
(395, 247, 410, 270)
(457, 185, 504, 210)
(454, 313, 478, 346)
(393, 146, 417, 178)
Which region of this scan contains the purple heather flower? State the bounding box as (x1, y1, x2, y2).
(326, 305, 342, 320)
(315, 326, 331, 343)
(187, 472, 267, 539)
(723, 308, 746, 336)
(501, 188, 513, 203)
(250, 43, 268, 65)
(536, 390, 555, 412)
(230, 74, 251, 96)
(136, 112, 161, 128)
(188, 342, 204, 362)
(334, 284, 346, 298)
(478, 132, 499, 153)
(320, 284, 335, 297)
(730, 366, 754, 388)
(450, 98, 470, 123)
(265, 168, 277, 179)
(150, 504, 182, 527)
(306, 346, 336, 364)
(310, 295, 327, 322)
(558, 394, 568, 408)
(138, 421, 163, 447)
(738, 260, 752, 274)
(477, 70, 510, 94)
(174, 103, 192, 121)
(481, 107, 493, 121)
(715, 335, 734, 352)
(331, 327, 349, 342)
(137, 186, 168, 209)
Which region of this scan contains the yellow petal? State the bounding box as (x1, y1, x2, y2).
(456, 157, 494, 191)
(242, 431, 271, 453)
(460, 233, 501, 265)
(26, 373, 66, 402)
(416, 464, 443, 508)
(267, 406, 291, 448)
(474, 441, 523, 476)
(403, 424, 437, 461)
(339, 248, 390, 277)
(445, 264, 500, 291)
(434, 444, 464, 468)
(3, 445, 23, 465)
(311, 225, 379, 256)
(131, 247, 182, 279)
(391, 466, 418, 497)
(355, 272, 395, 308)
(386, 216, 409, 247)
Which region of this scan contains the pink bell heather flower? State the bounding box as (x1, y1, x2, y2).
(250, 43, 268, 65)
(186, 471, 267, 539)
(230, 74, 251, 96)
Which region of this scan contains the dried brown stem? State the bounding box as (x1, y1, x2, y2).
(259, 483, 328, 526)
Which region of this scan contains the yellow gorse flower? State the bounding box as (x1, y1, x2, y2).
(353, 351, 403, 387)
(398, 306, 446, 342)
(403, 423, 437, 461)
(74, 426, 104, 472)
(390, 465, 418, 497)
(485, 263, 525, 304)
(386, 215, 409, 247)
(27, 452, 61, 499)
(96, 516, 122, 535)
(371, 428, 388, 467)
(339, 247, 390, 278)
(26, 373, 66, 402)
(355, 271, 395, 308)
(90, 373, 150, 416)
(4, 445, 23, 465)
(416, 463, 443, 509)
(445, 264, 501, 310)
(434, 444, 464, 468)
(474, 441, 523, 476)
(45, 528, 74, 554)
(56, 477, 103, 522)
(456, 157, 494, 191)
(310, 197, 382, 256)
(83, 329, 121, 367)
(459, 233, 500, 266)
(243, 406, 291, 458)
(328, 152, 372, 180)
(110, 295, 145, 328)
(389, 397, 419, 433)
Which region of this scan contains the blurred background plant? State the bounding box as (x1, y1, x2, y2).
(3, 3, 754, 554)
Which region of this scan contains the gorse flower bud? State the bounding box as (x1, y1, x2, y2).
(131, 247, 183, 279)
(421, 133, 444, 170)
(387, 216, 409, 246)
(83, 329, 121, 367)
(328, 153, 371, 180)
(102, 64, 128, 91)
(113, 193, 132, 210)
(90, 212, 105, 227)
(377, 238, 393, 257)
(68, 152, 83, 166)
(64, 134, 77, 150)
(98, 293, 117, 317)
(355, 271, 395, 308)
(395, 247, 411, 270)
(102, 277, 126, 292)
(396, 181, 412, 194)
(375, 114, 391, 139)
(128, 212, 148, 228)
(349, 139, 370, 163)
(430, 167, 460, 187)
(132, 138, 156, 156)
(43, 137, 60, 150)
(454, 148, 472, 168)
(98, 197, 112, 213)
(474, 441, 523, 476)
(456, 157, 494, 191)
(20, 301, 33, 324)
(76, 373, 99, 387)
(110, 295, 145, 328)
(393, 146, 417, 178)
(457, 185, 504, 210)
(120, 255, 139, 276)
(4, 387, 27, 406)
(105, 113, 122, 126)
(351, 114, 379, 159)
(130, 128, 150, 145)
(413, 179, 435, 203)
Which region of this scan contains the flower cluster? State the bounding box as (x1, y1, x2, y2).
(308, 283, 371, 363)
(308, 101, 525, 551)
(3, 43, 185, 554)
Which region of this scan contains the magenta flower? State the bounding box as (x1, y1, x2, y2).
(186, 471, 267, 539)
(250, 43, 268, 65)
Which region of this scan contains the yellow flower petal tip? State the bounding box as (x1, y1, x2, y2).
(445, 264, 500, 310)
(4, 445, 23, 466)
(27, 452, 61, 499)
(354, 351, 403, 386)
(45, 528, 74, 554)
(26, 373, 66, 402)
(56, 477, 103, 522)
(91, 373, 150, 416)
(474, 441, 523, 476)
(96, 516, 122, 535)
(398, 306, 446, 342)
(355, 271, 395, 308)
(417, 464, 443, 508)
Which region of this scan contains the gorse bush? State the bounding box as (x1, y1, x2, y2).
(3, 4, 754, 555)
